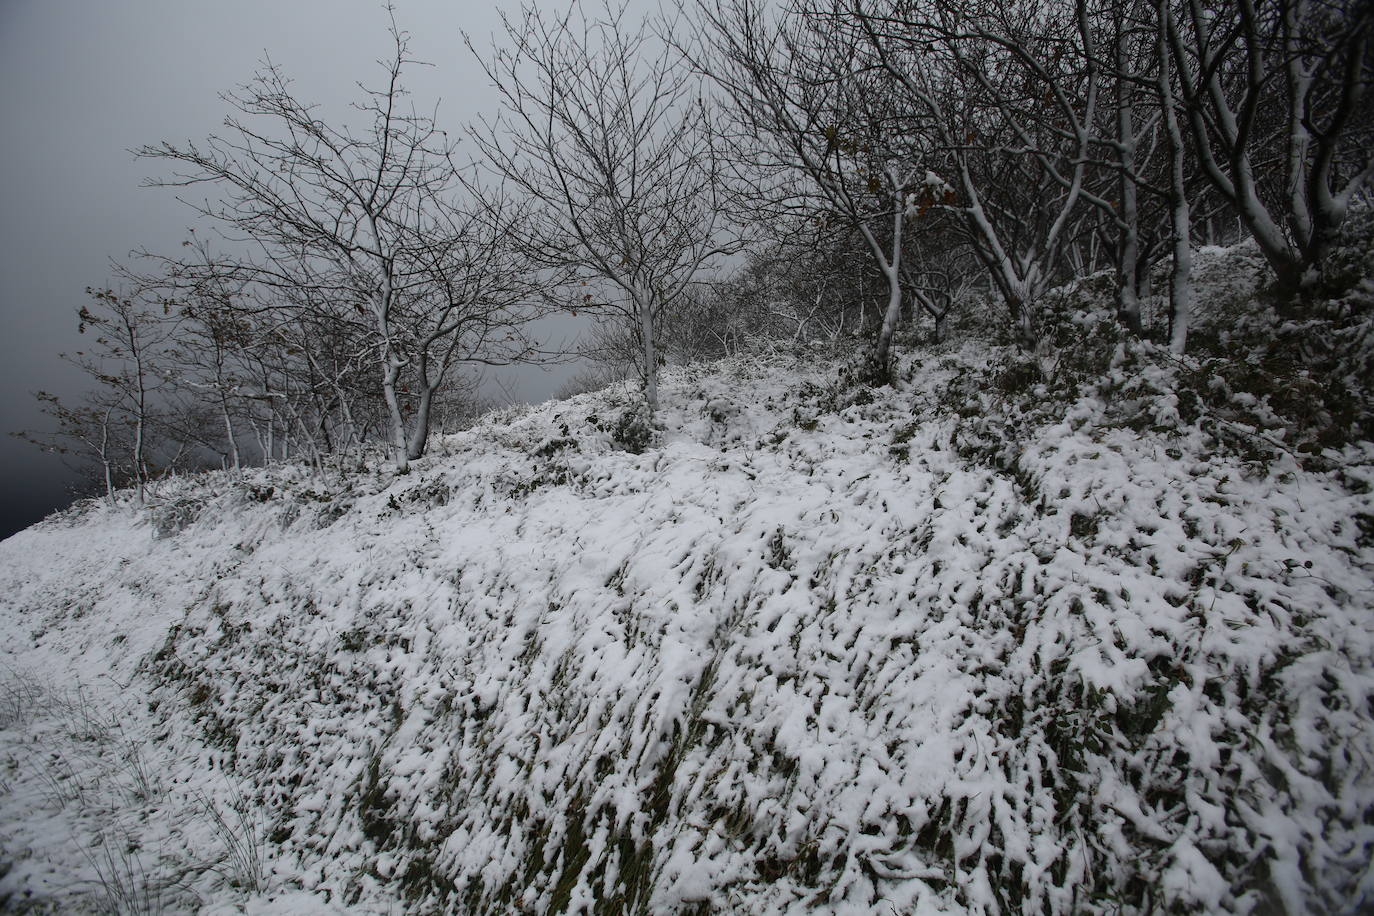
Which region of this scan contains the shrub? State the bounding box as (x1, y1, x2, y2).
(611, 402, 655, 454)
(150, 496, 206, 539)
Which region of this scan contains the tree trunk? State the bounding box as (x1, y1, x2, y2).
(1113, 11, 1145, 335)
(872, 186, 905, 381)
(381, 355, 409, 472)
(1167, 204, 1194, 355)
(406, 385, 436, 461)
(855, 170, 907, 382)
(333, 382, 362, 463)
(1117, 216, 1143, 335)
(1013, 297, 1038, 353)
(873, 269, 902, 378)
(133, 410, 146, 502)
(221, 396, 240, 472)
(99, 405, 115, 505)
(638, 291, 659, 414)
(129, 318, 148, 503)
(1160, 0, 1194, 354)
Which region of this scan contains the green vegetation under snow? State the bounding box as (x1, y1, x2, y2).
(2, 251, 1374, 913)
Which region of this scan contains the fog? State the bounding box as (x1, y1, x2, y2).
(0, 0, 602, 538)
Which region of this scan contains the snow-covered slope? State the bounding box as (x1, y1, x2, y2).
(3, 313, 1373, 913)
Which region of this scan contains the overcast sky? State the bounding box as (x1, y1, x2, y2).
(0, 0, 615, 537)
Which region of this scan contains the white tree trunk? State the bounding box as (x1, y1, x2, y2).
(99, 405, 115, 505)
(381, 355, 409, 472)
(637, 290, 659, 414)
(221, 397, 240, 472)
(1160, 0, 1194, 355)
(1116, 57, 1143, 335)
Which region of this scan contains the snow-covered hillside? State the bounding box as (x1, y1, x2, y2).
(3, 278, 1374, 913)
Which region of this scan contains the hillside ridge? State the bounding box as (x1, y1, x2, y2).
(3, 283, 1374, 913)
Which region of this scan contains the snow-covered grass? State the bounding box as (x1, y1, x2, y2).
(2, 245, 1373, 914)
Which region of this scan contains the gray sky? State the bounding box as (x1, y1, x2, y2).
(0, 0, 600, 537)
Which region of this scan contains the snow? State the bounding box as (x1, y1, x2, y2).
(2, 256, 1373, 912)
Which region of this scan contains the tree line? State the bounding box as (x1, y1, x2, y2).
(24, 0, 1372, 500)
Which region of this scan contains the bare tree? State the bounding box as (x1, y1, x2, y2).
(699, 0, 944, 378)
(1155, 0, 1198, 352)
(902, 219, 986, 344)
(471, 0, 731, 415)
(18, 283, 191, 504)
(845, 0, 1105, 352)
(17, 391, 124, 505)
(139, 21, 541, 471)
(1165, 0, 1373, 301)
(1074, 0, 1168, 335)
(142, 245, 261, 472)
(71, 287, 179, 501)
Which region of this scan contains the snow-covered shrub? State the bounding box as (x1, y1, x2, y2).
(43, 494, 108, 528)
(610, 401, 656, 454)
(149, 495, 207, 539)
(1178, 219, 1374, 450)
(1319, 204, 1374, 304)
(237, 482, 276, 503)
(1179, 239, 1272, 346)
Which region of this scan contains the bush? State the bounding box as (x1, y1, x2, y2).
(150, 496, 206, 539)
(611, 402, 656, 454)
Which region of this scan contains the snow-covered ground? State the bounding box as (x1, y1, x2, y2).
(2, 267, 1373, 913)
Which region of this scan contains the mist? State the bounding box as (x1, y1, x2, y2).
(0, 0, 598, 538)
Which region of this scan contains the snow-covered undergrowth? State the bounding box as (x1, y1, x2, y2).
(3, 255, 1374, 914)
